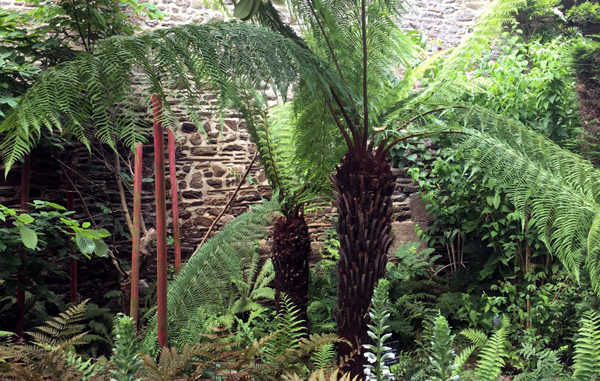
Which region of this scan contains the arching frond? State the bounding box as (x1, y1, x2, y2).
(1, 21, 341, 175)
(139, 199, 279, 355)
(456, 107, 600, 294)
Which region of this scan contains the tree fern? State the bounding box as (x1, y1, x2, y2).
(573, 311, 600, 380)
(139, 199, 278, 354)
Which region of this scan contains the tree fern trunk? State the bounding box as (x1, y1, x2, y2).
(332, 151, 395, 376)
(152, 95, 168, 347)
(272, 213, 311, 332)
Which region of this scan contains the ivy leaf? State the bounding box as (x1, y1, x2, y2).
(19, 226, 38, 249)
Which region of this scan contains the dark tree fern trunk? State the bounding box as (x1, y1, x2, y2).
(271, 213, 311, 331)
(333, 151, 395, 376)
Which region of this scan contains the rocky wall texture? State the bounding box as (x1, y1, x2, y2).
(0, 0, 491, 263)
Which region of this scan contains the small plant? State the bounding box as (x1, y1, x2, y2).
(363, 279, 394, 381)
(426, 314, 458, 381)
(110, 313, 141, 381)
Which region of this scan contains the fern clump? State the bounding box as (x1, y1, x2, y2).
(0, 301, 106, 380)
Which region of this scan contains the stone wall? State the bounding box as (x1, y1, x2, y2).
(0, 0, 492, 261)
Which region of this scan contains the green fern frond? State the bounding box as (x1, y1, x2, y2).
(262, 293, 306, 364)
(460, 328, 489, 348)
(311, 343, 336, 370)
(1, 21, 341, 175)
(473, 316, 510, 381)
(573, 311, 600, 380)
(26, 300, 90, 349)
(454, 106, 600, 294)
(140, 199, 278, 355)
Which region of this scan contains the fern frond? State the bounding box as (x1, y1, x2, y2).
(454, 106, 600, 294)
(473, 316, 510, 381)
(311, 343, 336, 370)
(459, 328, 489, 348)
(1, 21, 341, 175)
(283, 368, 360, 381)
(140, 199, 279, 354)
(26, 300, 90, 348)
(262, 293, 306, 364)
(573, 311, 600, 380)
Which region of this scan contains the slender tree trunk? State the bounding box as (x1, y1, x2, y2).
(16, 155, 31, 337)
(130, 143, 143, 327)
(167, 129, 182, 274)
(271, 212, 311, 333)
(67, 184, 77, 303)
(332, 150, 395, 376)
(152, 95, 168, 348)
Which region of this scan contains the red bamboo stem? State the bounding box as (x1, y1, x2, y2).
(167, 129, 181, 273)
(16, 155, 30, 337)
(130, 143, 143, 327)
(67, 188, 77, 303)
(152, 95, 168, 348)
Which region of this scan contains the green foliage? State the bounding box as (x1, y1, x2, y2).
(0, 0, 162, 121)
(363, 279, 394, 381)
(426, 314, 458, 381)
(110, 313, 141, 381)
(26, 299, 90, 347)
(469, 33, 581, 144)
(455, 106, 600, 295)
(311, 343, 336, 371)
(0, 300, 106, 380)
(262, 293, 305, 364)
(140, 200, 278, 354)
(0, 201, 110, 323)
(471, 316, 510, 381)
(566, 1, 600, 29)
(573, 310, 600, 380)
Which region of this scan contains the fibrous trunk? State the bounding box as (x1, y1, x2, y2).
(271, 213, 311, 331)
(332, 151, 395, 376)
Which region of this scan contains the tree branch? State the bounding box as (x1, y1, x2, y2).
(194, 152, 258, 255)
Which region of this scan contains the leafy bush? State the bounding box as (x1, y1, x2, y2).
(469, 33, 581, 145)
